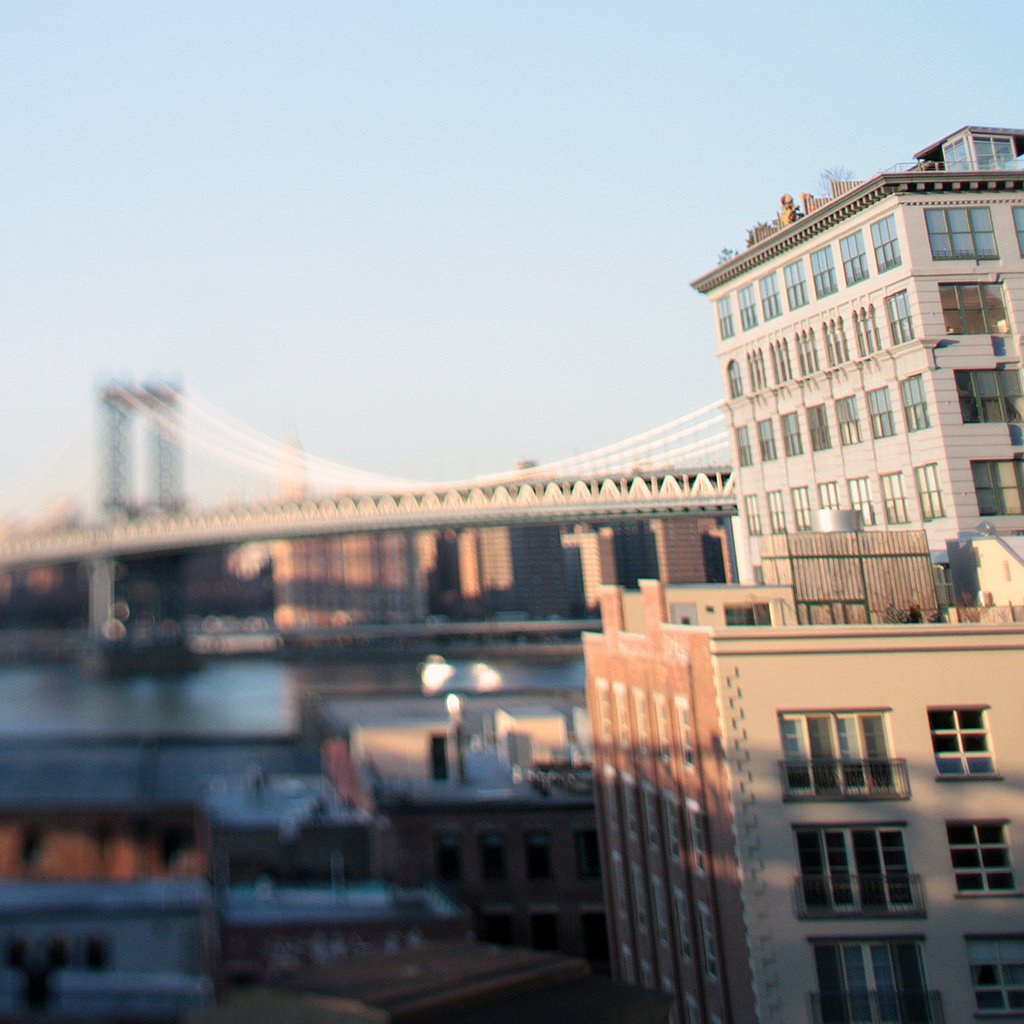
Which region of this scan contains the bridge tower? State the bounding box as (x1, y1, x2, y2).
(100, 382, 183, 517)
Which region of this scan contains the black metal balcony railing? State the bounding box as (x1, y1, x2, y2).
(811, 988, 944, 1024)
(794, 873, 925, 918)
(779, 758, 910, 800)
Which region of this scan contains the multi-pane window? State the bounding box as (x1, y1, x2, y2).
(947, 823, 1014, 892)
(900, 375, 930, 432)
(575, 829, 601, 880)
(738, 284, 758, 330)
(928, 708, 995, 776)
(973, 460, 1024, 516)
(848, 477, 875, 526)
(759, 272, 782, 320)
(940, 282, 1010, 334)
(867, 387, 896, 439)
(757, 418, 778, 461)
(925, 206, 998, 259)
(818, 481, 840, 511)
(782, 411, 803, 456)
(795, 826, 915, 916)
(886, 290, 914, 344)
(791, 486, 812, 530)
(967, 937, 1024, 1012)
(955, 369, 1023, 423)
(767, 490, 786, 534)
(784, 259, 808, 309)
(726, 360, 743, 398)
(812, 941, 929, 1019)
(836, 396, 862, 446)
(839, 230, 870, 285)
(797, 329, 819, 375)
(744, 494, 762, 536)
(716, 296, 735, 340)
(810, 245, 838, 298)
(1015, 207, 1024, 257)
(697, 901, 719, 981)
(870, 214, 902, 272)
(880, 472, 909, 525)
(735, 426, 753, 467)
(673, 886, 693, 962)
(807, 404, 831, 451)
(780, 711, 900, 800)
(915, 463, 944, 520)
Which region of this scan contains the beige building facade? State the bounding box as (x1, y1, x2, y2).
(586, 580, 1024, 1023)
(692, 126, 1024, 581)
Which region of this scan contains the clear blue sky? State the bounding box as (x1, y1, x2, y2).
(1, 1, 1021, 517)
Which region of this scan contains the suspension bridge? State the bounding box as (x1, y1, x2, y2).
(0, 384, 734, 664)
(0, 384, 734, 569)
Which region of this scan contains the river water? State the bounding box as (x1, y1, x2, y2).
(0, 654, 586, 739)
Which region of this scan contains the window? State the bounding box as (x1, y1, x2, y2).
(716, 296, 735, 340)
(632, 687, 650, 753)
(836, 396, 862, 446)
(1015, 207, 1024, 257)
(955, 369, 1023, 423)
(782, 411, 803, 456)
(672, 886, 693, 962)
(481, 914, 513, 945)
(940, 282, 1009, 334)
(643, 787, 660, 853)
(867, 387, 896, 439)
(525, 831, 553, 880)
(880, 473, 909, 525)
(480, 832, 506, 880)
(724, 602, 771, 625)
(738, 284, 758, 330)
(687, 799, 708, 874)
(900, 375, 930, 432)
(735, 426, 753, 467)
(929, 708, 995, 776)
(767, 490, 786, 534)
(784, 259, 808, 309)
(967, 937, 1024, 1012)
(630, 862, 648, 934)
(810, 245, 838, 298)
(757, 418, 778, 461)
(779, 711, 903, 799)
(744, 494, 762, 536)
(870, 214, 902, 272)
(915, 463, 944, 521)
(759, 272, 782, 320)
(947, 823, 1014, 891)
(818, 481, 840, 511)
(848, 477, 875, 526)
(886, 290, 914, 344)
(812, 941, 930, 1022)
(697, 901, 719, 980)
(530, 913, 559, 951)
(726, 359, 743, 398)
(797, 329, 819, 375)
(839, 230, 870, 284)
(807, 404, 831, 451)
(795, 826, 917, 916)
(674, 696, 695, 768)
(925, 206, 998, 259)
(575, 829, 601, 880)
(653, 693, 671, 762)
(973, 460, 1024, 516)
(792, 486, 812, 530)
(436, 833, 461, 880)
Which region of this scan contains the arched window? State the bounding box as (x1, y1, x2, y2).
(727, 360, 744, 398)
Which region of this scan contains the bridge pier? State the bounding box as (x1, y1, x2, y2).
(83, 554, 198, 677)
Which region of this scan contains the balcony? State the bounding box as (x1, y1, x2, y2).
(794, 873, 925, 919)
(779, 758, 910, 801)
(811, 989, 944, 1024)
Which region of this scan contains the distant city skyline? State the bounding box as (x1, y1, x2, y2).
(2, 1, 1021, 520)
